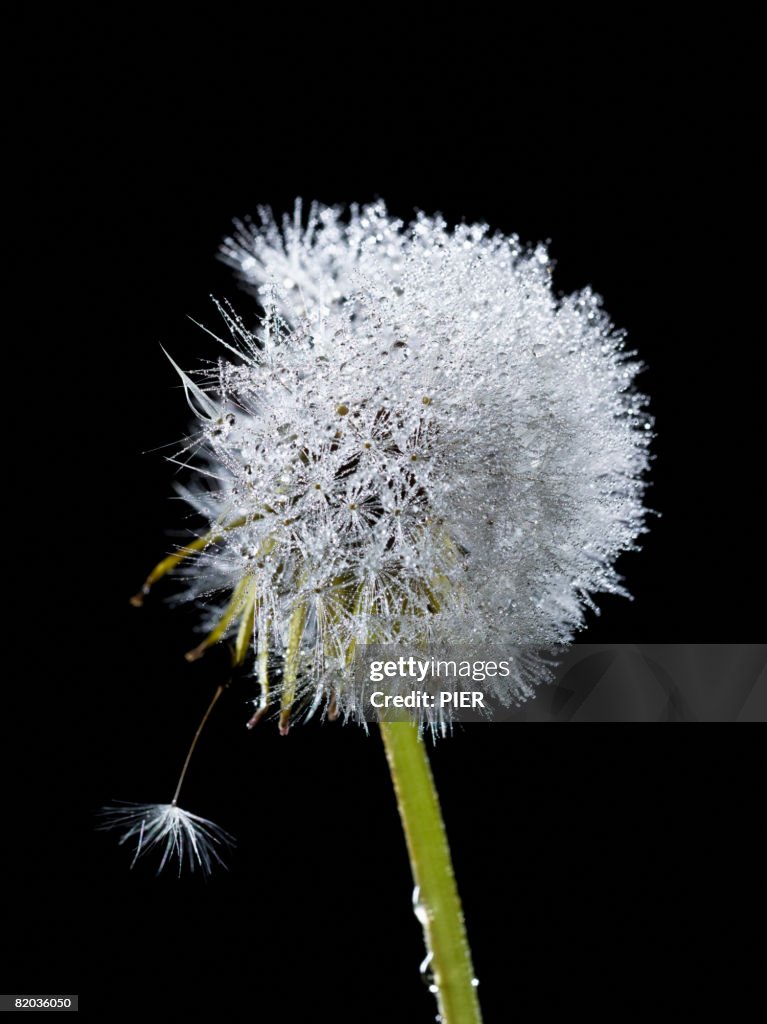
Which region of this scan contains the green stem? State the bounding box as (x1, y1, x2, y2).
(379, 721, 482, 1024)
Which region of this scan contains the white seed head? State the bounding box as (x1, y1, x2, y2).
(99, 803, 234, 875)
(167, 201, 650, 725)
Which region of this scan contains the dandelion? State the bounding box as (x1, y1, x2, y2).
(101, 683, 234, 876)
(136, 202, 650, 729)
(120, 201, 651, 1023)
(98, 803, 233, 876)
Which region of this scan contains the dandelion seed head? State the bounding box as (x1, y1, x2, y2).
(167, 201, 651, 725)
(99, 802, 234, 876)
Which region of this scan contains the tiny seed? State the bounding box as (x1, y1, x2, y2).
(336, 404, 349, 416)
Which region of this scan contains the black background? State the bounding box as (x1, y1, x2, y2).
(14, 15, 763, 1022)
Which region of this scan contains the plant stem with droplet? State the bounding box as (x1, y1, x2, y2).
(380, 721, 482, 1024)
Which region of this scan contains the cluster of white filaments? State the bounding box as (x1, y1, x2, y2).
(137, 200, 650, 732)
(99, 803, 234, 876)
